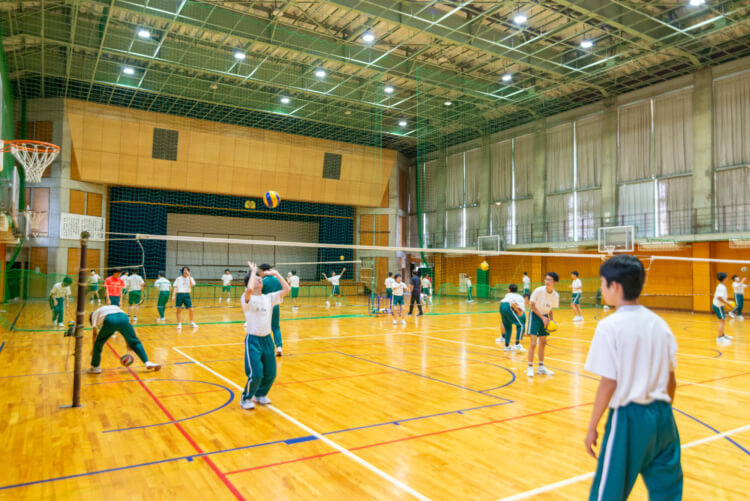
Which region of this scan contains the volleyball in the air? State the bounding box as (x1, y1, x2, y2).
(264, 191, 280, 208)
(742, 266, 748, 272)
(480, 261, 489, 271)
(340, 255, 345, 260)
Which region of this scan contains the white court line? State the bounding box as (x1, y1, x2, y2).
(497, 423, 750, 501)
(172, 347, 430, 501)
(677, 380, 750, 396)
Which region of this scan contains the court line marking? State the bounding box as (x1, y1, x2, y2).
(496, 423, 750, 501)
(172, 347, 430, 501)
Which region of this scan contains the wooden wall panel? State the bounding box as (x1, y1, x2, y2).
(67, 100, 396, 207)
(87, 193, 103, 217)
(29, 247, 48, 298)
(69, 190, 86, 215)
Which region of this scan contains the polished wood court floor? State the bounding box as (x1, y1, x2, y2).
(1, 297, 748, 500)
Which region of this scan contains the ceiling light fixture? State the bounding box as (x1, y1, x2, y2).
(234, 51, 246, 60)
(137, 29, 151, 39)
(362, 32, 375, 43)
(580, 40, 594, 49)
(501, 73, 512, 82)
(384, 85, 395, 94)
(122, 67, 135, 75)
(513, 14, 527, 24)
(280, 96, 290, 104)
(444, 101, 452, 106)
(315, 69, 326, 78)
(688, 0, 706, 5)
(399, 120, 407, 127)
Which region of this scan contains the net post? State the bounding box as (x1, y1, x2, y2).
(72, 230, 90, 408)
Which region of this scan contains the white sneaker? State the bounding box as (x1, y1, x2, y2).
(240, 398, 255, 410)
(537, 366, 554, 376)
(58, 323, 64, 327)
(145, 361, 161, 371)
(393, 319, 398, 325)
(526, 366, 535, 377)
(514, 344, 526, 353)
(495, 337, 504, 344)
(243, 322, 247, 328)
(276, 347, 282, 357)
(717, 336, 732, 345)
(723, 334, 734, 340)
(729, 311, 736, 319)
(254, 395, 271, 405)
(218, 297, 222, 303)
(326, 301, 331, 307)
(177, 323, 182, 330)
(401, 320, 406, 325)
(133, 317, 138, 324)
(191, 322, 198, 328)
(87, 366, 102, 374)
(336, 302, 341, 307)
(504, 345, 513, 351)
(227, 298, 231, 304)
(738, 315, 744, 321)
(89, 300, 94, 304)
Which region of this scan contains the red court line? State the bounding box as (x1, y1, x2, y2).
(105, 343, 246, 501)
(157, 388, 226, 399)
(224, 368, 750, 476)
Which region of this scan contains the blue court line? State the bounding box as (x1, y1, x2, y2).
(9, 303, 25, 331)
(335, 351, 514, 403)
(672, 408, 750, 456)
(98, 379, 234, 433)
(0, 400, 514, 491)
(0, 342, 5, 355)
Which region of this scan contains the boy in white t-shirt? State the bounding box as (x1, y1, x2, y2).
(730, 274, 747, 320)
(385, 272, 395, 309)
(496, 284, 526, 352)
(421, 275, 432, 305)
(570, 270, 584, 322)
(712, 273, 734, 345)
(153, 271, 172, 322)
(466, 275, 473, 303)
(173, 266, 197, 330)
(527, 272, 560, 377)
(87, 270, 102, 305)
(522, 272, 531, 295)
(323, 268, 346, 307)
(239, 262, 290, 410)
(220, 269, 233, 303)
(584, 254, 682, 501)
(127, 271, 145, 323)
(288, 270, 300, 310)
(391, 274, 407, 325)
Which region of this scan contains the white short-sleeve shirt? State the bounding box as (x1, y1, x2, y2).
(585, 305, 677, 408)
(173, 276, 196, 293)
(241, 291, 283, 336)
(501, 292, 525, 311)
(385, 277, 395, 289)
(713, 283, 728, 308)
(91, 305, 126, 327)
(328, 275, 341, 286)
(154, 277, 171, 291)
(522, 276, 531, 288)
(50, 282, 72, 299)
(466, 278, 472, 287)
(128, 274, 144, 291)
(289, 276, 300, 288)
(732, 281, 746, 295)
(572, 278, 582, 293)
(89, 273, 101, 284)
(392, 282, 407, 296)
(530, 286, 559, 315)
(222, 274, 233, 286)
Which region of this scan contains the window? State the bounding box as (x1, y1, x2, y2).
(152, 128, 179, 161)
(322, 153, 342, 180)
(490, 133, 534, 244)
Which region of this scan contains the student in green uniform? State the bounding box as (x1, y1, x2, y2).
(288, 270, 300, 310)
(497, 284, 526, 352)
(127, 271, 145, 323)
(527, 272, 560, 377)
(153, 271, 172, 322)
(87, 270, 102, 305)
(259, 263, 284, 356)
(585, 254, 682, 501)
(87, 304, 161, 373)
(385, 272, 395, 308)
(239, 262, 291, 410)
(49, 277, 73, 327)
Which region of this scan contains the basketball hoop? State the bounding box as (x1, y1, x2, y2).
(1, 140, 60, 183)
(23, 206, 47, 238)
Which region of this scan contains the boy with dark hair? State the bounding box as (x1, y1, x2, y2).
(584, 254, 682, 501)
(87, 305, 161, 374)
(49, 277, 73, 328)
(522, 271, 531, 296)
(240, 262, 290, 409)
(127, 270, 144, 323)
(323, 268, 346, 307)
(385, 272, 395, 308)
(571, 270, 584, 322)
(713, 272, 734, 345)
(259, 263, 284, 356)
(730, 274, 746, 321)
(288, 270, 300, 311)
(497, 283, 526, 352)
(173, 266, 197, 330)
(153, 271, 171, 322)
(408, 270, 423, 316)
(391, 274, 407, 325)
(220, 268, 233, 303)
(104, 270, 125, 306)
(527, 272, 559, 377)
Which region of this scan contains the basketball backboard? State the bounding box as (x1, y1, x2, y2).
(598, 225, 635, 254)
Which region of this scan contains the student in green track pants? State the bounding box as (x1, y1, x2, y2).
(153, 271, 172, 322)
(87, 305, 161, 373)
(259, 263, 284, 356)
(585, 255, 682, 501)
(239, 262, 291, 410)
(49, 277, 73, 328)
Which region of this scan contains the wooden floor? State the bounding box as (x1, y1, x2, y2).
(0, 297, 748, 500)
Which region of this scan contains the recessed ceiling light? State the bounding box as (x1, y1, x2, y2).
(513, 14, 527, 24)
(689, 0, 705, 5)
(210, 83, 218, 90)
(234, 51, 246, 60)
(495, 201, 503, 206)
(384, 85, 394, 94)
(580, 40, 594, 49)
(137, 29, 151, 39)
(398, 120, 407, 127)
(280, 96, 290, 104)
(501, 73, 512, 82)
(123, 67, 135, 75)
(344, 110, 351, 115)
(362, 32, 375, 43)
(444, 101, 452, 106)
(315, 69, 326, 78)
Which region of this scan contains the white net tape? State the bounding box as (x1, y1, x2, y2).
(10, 142, 60, 183)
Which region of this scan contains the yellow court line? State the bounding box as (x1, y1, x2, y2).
(110, 200, 356, 220)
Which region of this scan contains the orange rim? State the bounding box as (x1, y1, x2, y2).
(1, 139, 60, 153)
